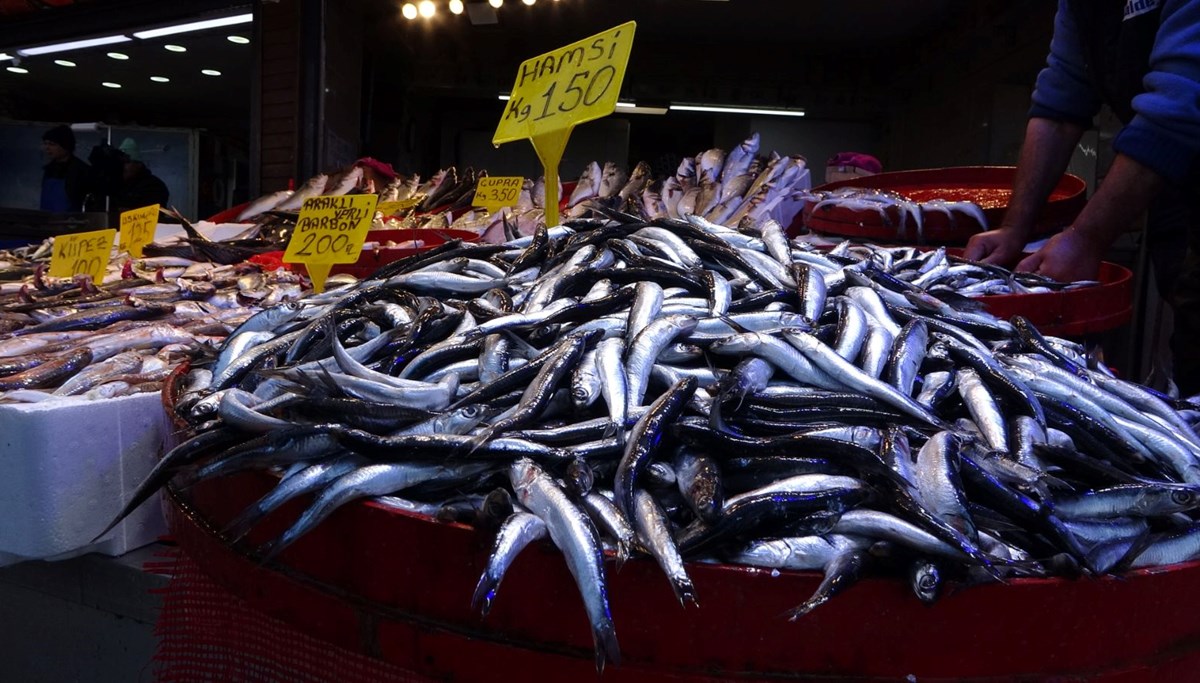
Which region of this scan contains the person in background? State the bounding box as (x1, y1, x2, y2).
(39, 124, 92, 212)
(114, 137, 170, 211)
(825, 152, 882, 184)
(964, 0, 1200, 395)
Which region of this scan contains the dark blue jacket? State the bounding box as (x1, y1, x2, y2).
(1030, 0, 1200, 184)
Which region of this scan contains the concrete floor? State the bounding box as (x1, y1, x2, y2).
(0, 545, 168, 683)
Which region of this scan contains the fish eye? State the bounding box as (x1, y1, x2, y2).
(1172, 490, 1194, 506)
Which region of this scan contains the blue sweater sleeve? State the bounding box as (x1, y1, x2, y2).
(1029, 0, 1103, 127)
(1114, 0, 1200, 184)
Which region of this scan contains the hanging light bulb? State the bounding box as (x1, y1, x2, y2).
(418, 0, 435, 17)
(522, 0, 536, 4)
(449, 0, 464, 13)
(488, 0, 503, 7)
(401, 2, 417, 19)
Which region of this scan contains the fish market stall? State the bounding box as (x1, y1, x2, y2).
(126, 210, 1200, 680)
(0, 229, 315, 565)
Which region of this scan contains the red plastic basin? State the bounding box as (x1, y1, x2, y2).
(803, 166, 1087, 245)
(163, 473, 1200, 682)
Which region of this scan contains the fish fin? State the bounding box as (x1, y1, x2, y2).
(718, 314, 750, 334)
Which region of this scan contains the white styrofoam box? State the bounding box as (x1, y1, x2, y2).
(0, 392, 169, 567)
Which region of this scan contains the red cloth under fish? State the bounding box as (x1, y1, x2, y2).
(354, 157, 398, 182)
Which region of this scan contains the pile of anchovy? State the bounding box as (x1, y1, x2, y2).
(0, 253, 310, 401)
(109, 211, 1200, 670)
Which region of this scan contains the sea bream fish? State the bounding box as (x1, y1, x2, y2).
(598, 162, 627, 199)
(568, 162, 603, 207)
(274, 173, 329, 212)
(720, 132, 760, 183)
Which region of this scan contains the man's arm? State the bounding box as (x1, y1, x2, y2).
(963, 117, 1084, 264)
(1016, 153, 1164, 280)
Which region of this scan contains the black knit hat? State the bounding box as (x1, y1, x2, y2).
(42, 124, 75, 153)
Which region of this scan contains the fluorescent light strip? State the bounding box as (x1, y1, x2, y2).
(670, 104, 805, 117)
(498, 94, 510, 100)
(132, 13, 252, 39)
(0, 54, 11, 62)
(19, 34, 130, 56)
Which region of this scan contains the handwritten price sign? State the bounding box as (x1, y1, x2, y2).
(119, 204, 159, 258)
(473, 176, 523, 211)
(49, 228, 115, 284)
(493, 22, 636, 228)
(494, 22, 635, 143)
(283, 194, 378, 292)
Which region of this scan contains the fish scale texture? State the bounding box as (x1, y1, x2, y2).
(149, 546, 435, 683)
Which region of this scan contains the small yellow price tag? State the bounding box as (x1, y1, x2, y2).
(283, 194, 379, 293)
(119, 203, 159, 258)
(49, 228, 115, 283)
(377, 197, 422, 216)
(493, 21, 636, 228)
(473, 176, 524, 211)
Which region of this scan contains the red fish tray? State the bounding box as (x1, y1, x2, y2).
(159, 367, 1200, 682)
(803, 166, 1087, 245)
(248, 229, 481, 281)
(973, 260, 1132, 338)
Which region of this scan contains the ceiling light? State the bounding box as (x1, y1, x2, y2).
(670, 103, 806, 117)
(150, 76, 170, 83)
(132, 13, 252, 39)
(522, 0, 536, 4)
(401, 3, 417, 19)
(498, 94, 510, 100)
(226, 35, 250, 44)
(615, 101, 668, 115)
(489, 0, 503, 7)
(164, 44, 187, 52)
(54, 59, 76, 67)
(18, 35, 130, 56)
(102, 82, 121, 88)
(449, 0, 464, 14)
(0, 54, 12, 62)
(107, 52, 129, 60)
(201, 69, 222, 76)
(418, 1, 435, 17)
(7, 66, 29, 74)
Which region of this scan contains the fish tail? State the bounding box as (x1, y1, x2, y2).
(470, 572, 497, 617)
(592, 621, 621, 672)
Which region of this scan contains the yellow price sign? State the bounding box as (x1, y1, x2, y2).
(493, 21, 636, 228)
(119, 204, 159, 258)
(473, 176, 524, 211)
(283, 194, 379, 293)
(49, 228, 115, 284)
(377, 197, 422, 216)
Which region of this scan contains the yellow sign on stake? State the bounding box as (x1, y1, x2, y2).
(49, 228, 115, 284)
(493, 21, 636, 228)
(119, 204, 159, 258)
(283, 194, 379, 293)
(473, 176, 524, 212)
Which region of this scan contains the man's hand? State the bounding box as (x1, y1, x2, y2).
(1014, 227, 1104, 282)
(963, 228, 1027, 266)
